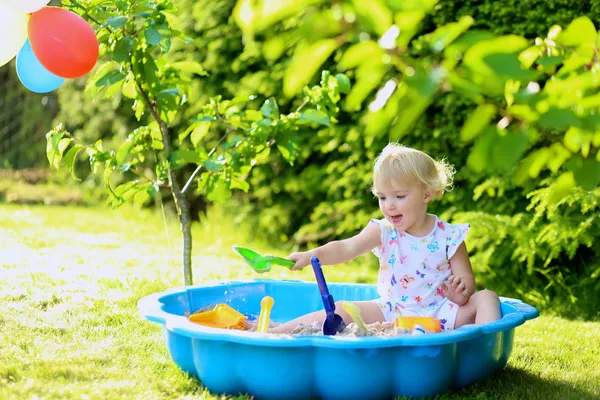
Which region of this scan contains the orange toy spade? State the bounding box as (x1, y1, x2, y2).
(189, 304, 248, 330)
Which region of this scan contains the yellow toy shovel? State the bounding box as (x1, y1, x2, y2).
(341, 301, 367, 331)
(256, 296, 274, 333)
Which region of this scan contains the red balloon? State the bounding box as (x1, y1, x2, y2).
(28, 7, 99, 79)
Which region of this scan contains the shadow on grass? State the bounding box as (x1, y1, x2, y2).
(174, 366, 597, 400)
(433, 366, 598, 400)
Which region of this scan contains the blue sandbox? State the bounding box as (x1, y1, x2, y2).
(137, 280, 538, 399)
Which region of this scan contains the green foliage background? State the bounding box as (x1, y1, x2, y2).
(12, 0, 598, 318)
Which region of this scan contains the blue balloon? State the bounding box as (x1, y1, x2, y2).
(16, 40, 65, 94)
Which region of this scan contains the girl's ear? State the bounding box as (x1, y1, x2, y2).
(423, 190, 433, 203)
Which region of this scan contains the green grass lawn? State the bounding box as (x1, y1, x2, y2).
(0, 204, 598, 400)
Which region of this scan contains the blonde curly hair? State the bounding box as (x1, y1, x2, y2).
(372, 143, 455, 199)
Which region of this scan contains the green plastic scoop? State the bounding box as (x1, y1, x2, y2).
(232, 246, 296, 273)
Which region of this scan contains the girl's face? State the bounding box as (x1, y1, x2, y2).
(374, 178, 432, 235)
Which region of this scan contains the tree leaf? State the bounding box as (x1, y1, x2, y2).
(463, 35, 529, 94)
(53, 138, 72, 169)
(389, 69, 441, 140)
(466, 127, 528, 173)
(103, 164, 119, 206)
(548, 171, 576, 204)
(338, 41, 383, 71)
(556, 17, 597, 47)
(133, 188, 151, 205)
(547, 143, 572, 173)
(122, 76, 138, 99)
(62, 144, 85, 181)
(46, 129, 65, 168)
(107, 16, 128, 29)
(351, 0, 393, 36)
(564, 127, 592, 155)
(428, 16, 474, 53)
(514, 147, 551, 185)
(277, 131, 300, 165)
(156, 88, 180, 98)
(116, 140, 135, 165)
(205, 158, 227, 172)
(284, 39, 339, 97)
(335, 74, 351, 94)
(566, 155, 600, 190)
(134, 100, 145, 121)
(344, 66, 388, 111)
(537, 55, 564, 70)
(538, 107, 582, 131)
(146, 26, 165, 46)
(558, 42, 595, 76)
(395, 10, 427, 47)
(253, 146, 271, 164)
(518, 46, 543, 68)
(231, 176, 250, 192)
(193, 116, 216, 122)
(300, 109, 330, 126)
(86, 62, 118, 95)
(464, 35, 529, 72)
(103, 79, 125, 99)
(132, 49, 157, 89)
(96, 71, 126, 89)
(444, 30, 495, 69)
(467, 127, 496, 173)
(263, 36, 286, 62)
(491, 129, 530, 171)
(460, 104, 496, 141)
(114, 181, 137, 197)
(113, 36, 135, 63)
(170, 150, 204, 169)
(207, 176, 232, 203)
(170, 61, 207, 76)
(483, 53, 539, 81)
(248, 0, 320, 33)
(260, 97, 280, 119)
(191, 122, 211, 148)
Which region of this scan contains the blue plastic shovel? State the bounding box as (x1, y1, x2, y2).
(310, 256, 346, 336)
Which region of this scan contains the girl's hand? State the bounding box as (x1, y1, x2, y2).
(441, 275, 471, 306)
(287, 251, 313, 271)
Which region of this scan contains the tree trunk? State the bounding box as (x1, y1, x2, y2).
(170, 170, 193, 286)
(138, 81, 194, 286)
(159, 119, 194, 286)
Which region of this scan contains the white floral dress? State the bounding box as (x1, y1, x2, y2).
(370, 215, 470, 331)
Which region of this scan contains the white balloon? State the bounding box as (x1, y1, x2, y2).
(0, 4, 28, 68)
(2, 0, 51, 14)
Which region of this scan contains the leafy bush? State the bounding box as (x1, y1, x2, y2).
(227, 0, 600, 319)
(455, 187, 600, 319)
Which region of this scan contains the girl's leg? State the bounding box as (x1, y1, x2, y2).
(269, 300, 385, 334)
(454, 289, 501, 328)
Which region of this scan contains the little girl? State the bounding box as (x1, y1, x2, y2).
(270, 143, 501, 333)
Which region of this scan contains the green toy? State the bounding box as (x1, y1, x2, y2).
(232, 245, 296, 273)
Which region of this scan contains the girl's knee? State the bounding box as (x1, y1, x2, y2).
(471, 289, 502, 323)
(474, 289, 499, 302)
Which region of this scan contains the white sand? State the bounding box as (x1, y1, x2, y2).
(188, 306, 414, 336)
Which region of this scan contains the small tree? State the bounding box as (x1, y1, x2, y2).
(46, 0, 349, 285)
